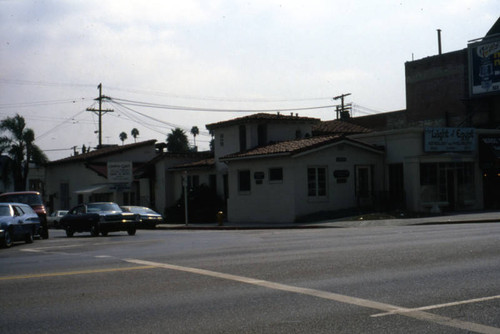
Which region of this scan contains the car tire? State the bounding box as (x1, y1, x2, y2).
(90, 224, 99, 237)
(101, 231, 108, 237)
(25, 232, 34, 244)
(127, 226, 136, 236)
(65, 228, 74, 238)
(1, 229, 13, 248)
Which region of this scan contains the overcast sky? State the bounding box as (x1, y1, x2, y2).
(0, 1, 498, 160)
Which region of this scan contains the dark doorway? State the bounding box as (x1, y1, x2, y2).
(483, 169, 500, 209)
(388, 163, 405, 210)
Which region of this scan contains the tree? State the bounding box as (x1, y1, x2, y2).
(119, 131, 127, 145)
(190, 126, 199, 149)
(131, 128, 139, 143)
(0, 114, 48, 191)
(166, 128, 189, 153)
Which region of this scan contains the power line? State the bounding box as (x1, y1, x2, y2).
(0, 98, 88, 109)
(35, 109, 88, 140)
(111, 100, 210, 137)
(104, 85, 332, 103)
(110, 97, 337, 113)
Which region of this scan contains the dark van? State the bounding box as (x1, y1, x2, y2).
(0, 191, 49, 239)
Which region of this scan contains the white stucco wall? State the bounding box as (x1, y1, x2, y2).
(225, 141, 384, 223)
(226, 156, 296, 223)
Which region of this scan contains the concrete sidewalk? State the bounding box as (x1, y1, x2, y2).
(157, 211, 500, 230)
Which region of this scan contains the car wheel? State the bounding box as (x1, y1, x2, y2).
(90, 224, 99, 237)
(25, 232, 34, 244)
(65, 228, 74, 238)
(101, 231, 108, 237)
(1, 229, 13, 248)
(127, 226, 136, 236)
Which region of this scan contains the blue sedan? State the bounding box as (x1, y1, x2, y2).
(0, 203, 41, 248)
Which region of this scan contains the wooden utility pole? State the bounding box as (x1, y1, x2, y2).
(333, 93, 351, 119)
(86, 83, 114, 148)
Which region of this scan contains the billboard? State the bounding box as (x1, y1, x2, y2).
(468, 36, 500, 96)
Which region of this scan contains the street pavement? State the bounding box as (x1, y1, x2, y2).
(158, 210, 500, 230)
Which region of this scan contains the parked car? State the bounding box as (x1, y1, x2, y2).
(0, 191, 49, 239)
(0, 203, 41, 248)
(60, 202, 138, 237)
(47, 210, 68, 229)
(121, 206, 164, 229)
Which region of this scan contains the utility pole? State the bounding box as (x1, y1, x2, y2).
(333, 93, 352, 120)
(86, 83, 114, 148)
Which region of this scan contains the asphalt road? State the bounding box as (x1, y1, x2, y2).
(1, 223, 499, 334)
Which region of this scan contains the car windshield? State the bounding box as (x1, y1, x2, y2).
(128, 207, 157, 214)
(0, 193, 43, 206)
(88, 203, 122, 213)
(0, 206, 11, 216)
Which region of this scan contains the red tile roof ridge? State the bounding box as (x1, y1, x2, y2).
(46, 139, 157, 165)
(220, 135, 344, 160)
(206, 112, 320, 130)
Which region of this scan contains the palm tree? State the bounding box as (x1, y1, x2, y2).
(119, 132, 127, 145)
(131, 128, 139, 143)
(190, 126, 199, 149)
(166, 128, 189, 153)
(0, 114, 48, 190)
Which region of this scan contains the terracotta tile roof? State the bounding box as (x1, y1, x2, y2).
(312, 119, 372, 135)
(206, 113, 320, 130)
(169, 158, 215, 171)
(46, 139, 157, 165)
(220, 135, 356, 161)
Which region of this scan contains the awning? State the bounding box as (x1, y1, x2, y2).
(74, 185, 109, 194)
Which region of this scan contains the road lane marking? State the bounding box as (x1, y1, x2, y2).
(0, 266, 157, 280)
(371, 295, 500, 317)
(124, 258, 500, 334)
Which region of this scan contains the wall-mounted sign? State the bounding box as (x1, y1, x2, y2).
(333, 170, 350, 178)
(468, 36, 500, 96)
(107, 161, 133, 183)
(254, 172, 265, 180)
(424, 128, 476, 152)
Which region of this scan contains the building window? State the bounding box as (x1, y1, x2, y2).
(258, 124, 267, 146)
(269, 167, 283, 183)
(307, 167, 327, 197)
(60, 183, 69, 209)
(420, 162, 475, 207)
(238, 170, 251, 193)
(239, 125, 247, 152)
(209, 174, 216, 192)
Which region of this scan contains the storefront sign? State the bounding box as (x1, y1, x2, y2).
(107, 161, 133, 183)
(424, 128, 476, 152)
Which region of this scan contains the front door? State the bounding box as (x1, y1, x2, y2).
(355, 165, 373, 207)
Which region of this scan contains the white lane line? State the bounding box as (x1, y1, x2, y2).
(372, 295, 500, 318)
(123, 258, 500, 334)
